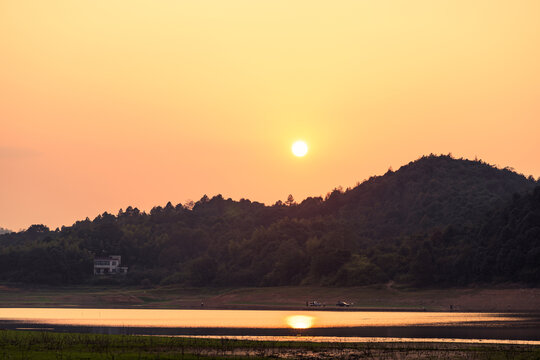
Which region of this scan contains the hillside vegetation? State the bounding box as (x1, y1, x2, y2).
(0, 155, 538, 286)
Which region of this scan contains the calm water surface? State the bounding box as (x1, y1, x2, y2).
(0, 308, 521, 328)
(1, 308, 538, 343)
(189, 335, 540, 346)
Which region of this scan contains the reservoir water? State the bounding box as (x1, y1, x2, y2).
(1, 308, 539, 344)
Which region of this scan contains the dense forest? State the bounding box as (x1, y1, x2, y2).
(1, 155, 539, 287)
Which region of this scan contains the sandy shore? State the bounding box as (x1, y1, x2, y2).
(0, 284, 538, 312)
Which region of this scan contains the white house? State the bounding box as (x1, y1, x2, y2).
(93, 255, 128, 275)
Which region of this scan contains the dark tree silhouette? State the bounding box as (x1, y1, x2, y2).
(0, 155, 538, 286)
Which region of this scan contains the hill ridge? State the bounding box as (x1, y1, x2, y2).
(0, 154, 538, 287)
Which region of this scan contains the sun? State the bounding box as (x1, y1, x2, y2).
(285, 315, 315, 329)
(292, 140, 308, 157)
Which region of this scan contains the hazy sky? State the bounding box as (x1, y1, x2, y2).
(1, 0, 539, 230)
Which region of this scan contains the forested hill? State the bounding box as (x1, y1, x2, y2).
(441, 185, 540, 284)
(0, 227, 11, 235)
(0, 155, 538, 286)
(294, 155, 537, 240)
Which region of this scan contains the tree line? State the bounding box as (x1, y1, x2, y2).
(0, 155, 538, 286)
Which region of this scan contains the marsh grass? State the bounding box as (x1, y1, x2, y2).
(0, 330, 539, 359)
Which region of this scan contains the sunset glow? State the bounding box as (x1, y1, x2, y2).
(1, 1, 539, 230)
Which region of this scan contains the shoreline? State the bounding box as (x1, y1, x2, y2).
(0, 284, 539, 312)
(0, 305, 537, 313)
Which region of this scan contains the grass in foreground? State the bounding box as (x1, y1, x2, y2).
(0, 330, 539, 359)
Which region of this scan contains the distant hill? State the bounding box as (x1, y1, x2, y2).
(0, 155, 538, 286)
(304, 154, 538, 241)
(0, 227, 11, 235)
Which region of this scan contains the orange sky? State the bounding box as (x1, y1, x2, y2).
(1, 0, 539, 231)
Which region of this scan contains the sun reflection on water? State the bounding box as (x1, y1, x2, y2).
(0, 309, 524, 329)
(285, 315, 315, 329)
